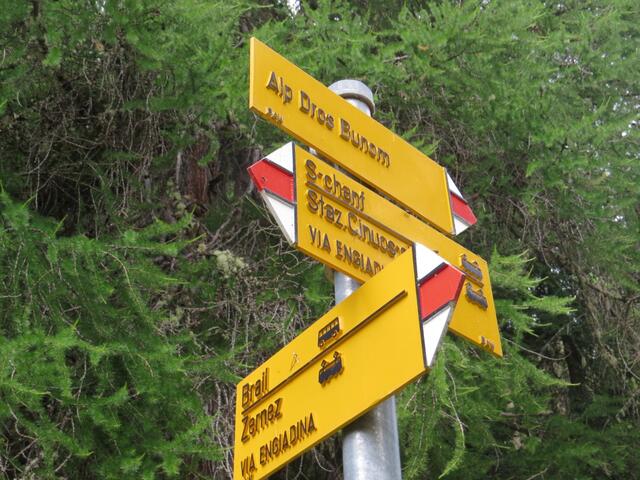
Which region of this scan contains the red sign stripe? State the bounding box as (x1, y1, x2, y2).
(248, 159, 295, 203)
(450, 193, 477, 226)
(418, 265, 465, 320)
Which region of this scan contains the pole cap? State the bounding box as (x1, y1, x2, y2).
(329, 79, 375, 115)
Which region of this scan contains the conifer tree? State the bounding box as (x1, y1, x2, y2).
(1, 0, 638, 478)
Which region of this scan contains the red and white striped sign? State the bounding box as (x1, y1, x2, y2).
(447, 173, 477, 235)
(414, 243, 465, 367)
(247, 143, 297, 243)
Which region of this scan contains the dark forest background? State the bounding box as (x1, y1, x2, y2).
(0, 1, 638, 478)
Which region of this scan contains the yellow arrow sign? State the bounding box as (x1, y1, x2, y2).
(249, 37, 478, 237)
(248, 143, 502, 357)
(248, 143, 411, 281)
(234, 245, 463, 480)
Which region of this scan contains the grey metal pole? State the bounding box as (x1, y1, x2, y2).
(328, 80, 403, 480)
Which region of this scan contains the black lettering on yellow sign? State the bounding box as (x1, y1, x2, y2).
(242, 368, 269, 410)
(460, 254, 483, 285)
(308, 225, 331, 253)
(299, 91, 335, 130)
(335, 240, 383, 277)
(241, 398, 283, 443)
(259, 413, 317, 467)
(240, 453, 257, 479)
(465, 283, 488, 310)
(266, 71, 293, 105)
(263, 70, 394, 172)
(305, 188, 406, 260)
(318, 351, 343, 385)
(346, 211, 405, 258)
(305, 159, 365, 212)
(481, 336, 495, 353)
(265, 106, 283, 124)
(339, 118, 391, 167)
(306, 190, 345, 229)
(317, 317, 341, 348)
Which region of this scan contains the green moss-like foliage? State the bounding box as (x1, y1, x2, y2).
(0, 191, 221, 478)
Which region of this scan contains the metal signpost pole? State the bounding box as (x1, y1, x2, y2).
(328, 80, 403, 480)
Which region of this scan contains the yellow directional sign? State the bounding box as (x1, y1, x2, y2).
(250, 37, 476, 237)
(248, 143, 502, 357)
(245, 38, 502, 480)
(234, 246, 460, 480)
(248, 143, 411, 282)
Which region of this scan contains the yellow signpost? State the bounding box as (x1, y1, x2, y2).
(249, 37, 475, 237)
(248, 143, 502, 357)
(234, 246, 459, 480)
(242, 39, 503, 480)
